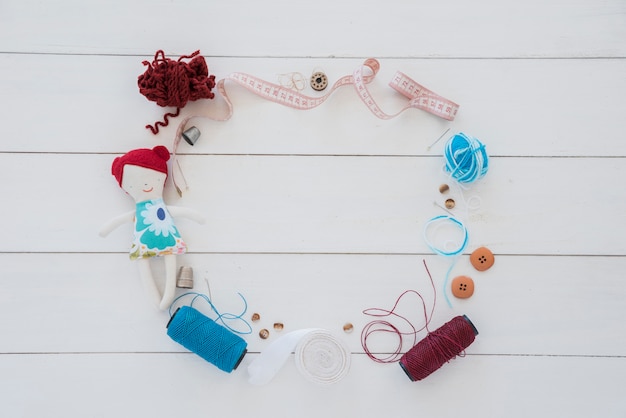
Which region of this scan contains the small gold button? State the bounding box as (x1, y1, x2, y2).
(445, 198, 456, 209)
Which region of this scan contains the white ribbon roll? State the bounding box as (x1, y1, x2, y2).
(248, 329, 351, 385)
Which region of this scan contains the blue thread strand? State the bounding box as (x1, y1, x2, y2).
(444, 132, 489, 184)
(169, 292, 252, 335)
(423, 215, 469, 308)
(441, 261, 458, 309)
(423, 215, 468, 257)
(167, 305, 248, 373)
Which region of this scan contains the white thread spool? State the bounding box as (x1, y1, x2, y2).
(248, 328, 351, 385)
(295, 330, 351, 385)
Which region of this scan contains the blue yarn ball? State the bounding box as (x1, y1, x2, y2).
(167, 306, 248, 373)
(444, 132, 489, 184)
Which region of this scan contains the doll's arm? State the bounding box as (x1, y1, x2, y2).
(168, 206, 206, 224)
(99, 210, 135, 237)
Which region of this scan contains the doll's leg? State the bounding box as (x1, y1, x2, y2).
(137, 258, 162, 309)
(159, 254, 178, 310)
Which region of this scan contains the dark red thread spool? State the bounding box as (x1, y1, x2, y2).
(399, 315, 478, 381)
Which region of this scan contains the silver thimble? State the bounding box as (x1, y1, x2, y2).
(182, 126, 201, 146)
(176, 266, 194, 289)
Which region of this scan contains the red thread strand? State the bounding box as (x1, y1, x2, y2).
(360, 260, 436, 363)
(399, 315, 477, 381)
(145, 108, 181, 134)
(138, 50, 216, 134)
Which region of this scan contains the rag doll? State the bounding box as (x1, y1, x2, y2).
(99, 146, 204, 310)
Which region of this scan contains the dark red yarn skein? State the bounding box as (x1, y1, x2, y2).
(399, 315, 478, 381)
(138, 50, 216, 134)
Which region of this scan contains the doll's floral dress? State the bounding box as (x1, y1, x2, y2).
(130, 198, 187, 259)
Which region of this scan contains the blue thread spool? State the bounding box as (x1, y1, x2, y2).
(167, 305, 248, 373)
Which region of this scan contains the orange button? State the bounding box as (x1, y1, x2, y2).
(470, 246, 495, 271)
(451, 276, 474, 298)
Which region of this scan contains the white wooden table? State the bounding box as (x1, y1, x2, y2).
(1, 1, 625, 417)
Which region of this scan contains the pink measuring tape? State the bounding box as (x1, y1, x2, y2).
(171, 57, 459, 194)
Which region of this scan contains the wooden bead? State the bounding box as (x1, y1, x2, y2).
(251, 313, 261, 322)
(273, 322, 284, 331)
(343, 323, 354, 333)
(439, 183, 450, 193)
(259, 329, 270, 339)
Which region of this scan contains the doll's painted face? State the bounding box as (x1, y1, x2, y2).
(121, 164, 167, 202)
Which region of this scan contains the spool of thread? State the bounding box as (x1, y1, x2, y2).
(399, 315, 478, 381)
(167, 305, 248, 373)
(248, 328, 351, 385)
(295, 330, 351, 385)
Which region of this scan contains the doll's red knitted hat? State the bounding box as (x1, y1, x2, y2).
(111, 146, 170, 186)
